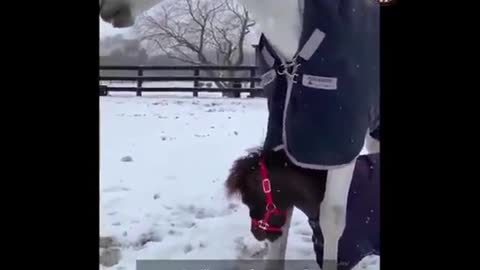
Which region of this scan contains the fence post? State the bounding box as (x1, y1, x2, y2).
(193, 68, 199, 97)
(232, 81, 241, 98)
(137, 67, 143, 97)
(252, 44, 264, 98)
(99, 85, 108, 96)
(249, 67, 256, 98)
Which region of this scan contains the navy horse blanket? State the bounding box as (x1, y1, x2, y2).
(309, 153, 380, 269)
(258, 0, 380, 168)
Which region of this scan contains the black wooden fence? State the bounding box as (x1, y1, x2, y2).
(99, 65, 263, 97)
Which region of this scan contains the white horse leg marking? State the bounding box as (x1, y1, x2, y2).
(319, 161, 356, 270)
(364, 131, 380, 154)
(264, 207, 293, 270)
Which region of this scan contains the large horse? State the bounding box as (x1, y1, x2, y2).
(100, 1, 380, 270)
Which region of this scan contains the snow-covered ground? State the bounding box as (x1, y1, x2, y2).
(100, 94, 379, 270)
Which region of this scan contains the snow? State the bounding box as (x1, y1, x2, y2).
(100, 94, 379, 270)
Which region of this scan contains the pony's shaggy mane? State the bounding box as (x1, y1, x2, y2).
(224, 147, 326, 198)
(225, 148, 262, 198)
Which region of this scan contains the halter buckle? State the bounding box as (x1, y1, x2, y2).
(262, 178, 271, 193)
(257, 220, 269, 230)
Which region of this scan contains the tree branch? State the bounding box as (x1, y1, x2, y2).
(135, 0, 255, 88)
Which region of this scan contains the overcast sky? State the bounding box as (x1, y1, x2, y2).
(99, 19, 134, 39)
(99, 16, 259, 46)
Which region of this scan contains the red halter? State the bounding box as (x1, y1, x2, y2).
(251, 158, 288, 233)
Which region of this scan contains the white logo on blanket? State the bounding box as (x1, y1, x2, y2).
(302, 74, 338, 90)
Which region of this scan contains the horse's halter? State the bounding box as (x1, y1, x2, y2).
(251, 158, 288, 233)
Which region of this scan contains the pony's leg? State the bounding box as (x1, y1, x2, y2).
(264, 207, 294, 270)
(319, 161, 356, 270)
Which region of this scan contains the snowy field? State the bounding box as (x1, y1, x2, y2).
(100, 93, 380, 270)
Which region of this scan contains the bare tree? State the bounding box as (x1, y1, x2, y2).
(135, 0, 255, 89)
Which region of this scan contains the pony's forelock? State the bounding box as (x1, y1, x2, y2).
(225, 148, 263, 198)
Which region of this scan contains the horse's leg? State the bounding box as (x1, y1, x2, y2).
(364, 131, 380, 154)
(319, 161, 356, 270)
(264, 207, 294, 270)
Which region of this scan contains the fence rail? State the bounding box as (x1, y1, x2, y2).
(99, 65, 263, 97)
(100, 65, 258, 71)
